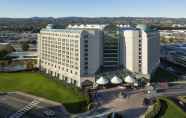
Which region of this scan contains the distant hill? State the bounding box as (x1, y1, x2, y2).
(0, 17, 186, 32)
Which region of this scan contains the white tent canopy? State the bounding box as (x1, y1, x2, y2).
(124, 75, 135, 84)
(96, 76, 109, 85)
(111, 76, 123, 84)
(134, 82, 139, 87)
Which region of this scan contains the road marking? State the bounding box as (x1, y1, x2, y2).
(9, 100, 40, 118)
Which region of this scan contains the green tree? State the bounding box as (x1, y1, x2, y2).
(21, 42, 30, 51)
(0, 44, 15, 60)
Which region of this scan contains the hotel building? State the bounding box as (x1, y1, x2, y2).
(38, 25, 103, 87)
(67, 24, 122, 70)
(122, 25, 160, 78)
(38, 24, 160, 87)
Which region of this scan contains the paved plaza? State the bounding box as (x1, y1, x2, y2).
(97, 87, 147, 118)
(77, 86, 147, 118)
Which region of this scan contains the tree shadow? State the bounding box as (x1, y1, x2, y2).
(155, 99, 168, 118)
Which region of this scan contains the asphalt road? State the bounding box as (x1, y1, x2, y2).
(0, 92, 69, 118)
(147, 83, 186, 98)
(77, 84, 186, 118)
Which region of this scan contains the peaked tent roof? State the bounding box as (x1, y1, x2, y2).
(111, 76, 123, 84)
(124, 75, 135, 84)
(96, 76, 109, 85)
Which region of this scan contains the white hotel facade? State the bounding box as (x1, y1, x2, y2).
(38, 24, 160, 87)
(38, 25, 103, 87)
(121, 25, 160, 78)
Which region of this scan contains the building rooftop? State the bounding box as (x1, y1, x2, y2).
(67, 24, 107, 30)
(136, 24, 157, 32)
(122, 27, 139, 31)
(41, 28, 83, 33)
(121, 24, 158, 32)
(40, 24, 83, 33)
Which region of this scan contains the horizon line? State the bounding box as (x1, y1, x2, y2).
(0, 16, 186, 19)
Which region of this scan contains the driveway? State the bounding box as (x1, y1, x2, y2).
(78, 87, 147, 118)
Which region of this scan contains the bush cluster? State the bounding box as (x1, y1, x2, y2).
(144, 99, 161, 118)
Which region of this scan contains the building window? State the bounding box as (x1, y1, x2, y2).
(73, 80, 77, 85)
(84, 44, 88, 48)
(84, 66, 88, 70)
(139, 68, 142, 72)
(65, 77, 68, 81)
(84, 53, 88, 56)
(84, 40, 88, 43)
(84, 35, 88, 39)
(139, 33, 142, 38)
(84, 62, 88, 65)
(139, 44, 142, 47)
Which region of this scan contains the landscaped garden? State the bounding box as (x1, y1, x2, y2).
(155, 97, 186, 118)
(144, 96, 186, 118)
(0, 72, 89, 113)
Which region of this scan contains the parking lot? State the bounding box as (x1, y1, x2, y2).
(0, 92, 69, 118)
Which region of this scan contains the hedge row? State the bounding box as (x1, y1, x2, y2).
(144, 99, 161, 118)
(64, 100, 89, 113)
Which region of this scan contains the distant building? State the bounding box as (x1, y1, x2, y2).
(0, 32, 16, 38)
(0, 32, 16, 43)
(122, 24, 160, 78)
(8, 51, 38, 60)
(172, 24, 186, 28)
(161, 43, 186, 67)
(116, 24, 130, 28)
(0, 43, 9, 45)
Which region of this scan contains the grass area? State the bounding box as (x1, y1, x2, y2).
(151, 67, 177, 82)
(0, 72, 89, 113)
(156, 97, 186, 118)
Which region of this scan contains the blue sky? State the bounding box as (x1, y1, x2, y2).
(0, 0, 186, 18)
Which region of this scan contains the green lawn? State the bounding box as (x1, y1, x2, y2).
(0, 72, 89, 113)
(151, 67, 177, 82)
(157, 97, 186, 118)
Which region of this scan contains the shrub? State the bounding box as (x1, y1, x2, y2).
(144, 99, 161, 118)
(64, 100, 89, 113)
(0, 44, 15, 60)
(21, 42, 30, 51)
